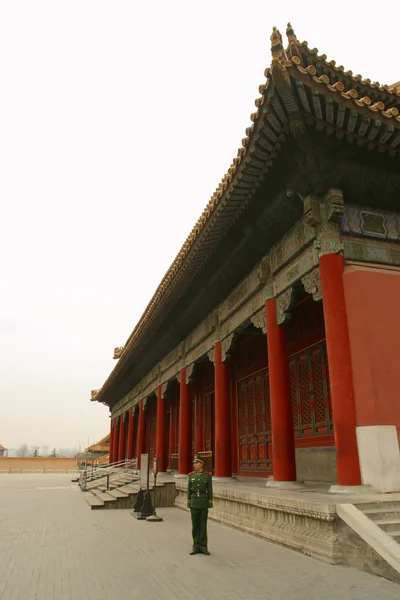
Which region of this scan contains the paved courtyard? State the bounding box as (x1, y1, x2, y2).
(0, 474, 399, 600)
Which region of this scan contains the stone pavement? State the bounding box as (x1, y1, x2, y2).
(0, 474, 399, 600)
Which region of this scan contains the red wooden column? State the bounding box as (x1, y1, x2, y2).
(266, 298, 296, 481)
(112, 417, 119, 464)
(155, 385, 166, 472)
(136, 400, 145, 468)
(168, 406, 174, 470)
(109, 420, 114, 463)
(319, 253, 361, 486)
(194, 388, 202, 453)
(118, 414, 126, 462)
(178, 368, 192, 474)
(126, 407, 135, 459)
(214, 342, 231, 477)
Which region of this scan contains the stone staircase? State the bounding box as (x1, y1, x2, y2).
(84, 474, 176, 510)
(355, 500, 400, 544)
(85, 474, 141, 510)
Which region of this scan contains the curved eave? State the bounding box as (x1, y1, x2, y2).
(296, 40, 400, 107)
(93, 28, 400, 407)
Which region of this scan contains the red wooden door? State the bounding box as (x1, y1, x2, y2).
(237, 369, 271, 472)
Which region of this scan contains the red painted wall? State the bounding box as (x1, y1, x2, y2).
(344, 264, 400, 432)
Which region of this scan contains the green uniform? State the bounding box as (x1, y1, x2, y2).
(187, 469, 213, 554)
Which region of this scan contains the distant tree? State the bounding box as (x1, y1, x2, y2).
(50, 448, 57, 457)
(17, 444, 29, 457)
(31, 446, 40, 457)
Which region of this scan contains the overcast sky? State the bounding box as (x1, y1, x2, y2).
(0, 1, 398, 451)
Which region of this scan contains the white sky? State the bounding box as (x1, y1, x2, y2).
(0, 1, 398, 451)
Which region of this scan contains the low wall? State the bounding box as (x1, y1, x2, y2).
(0, 457, 77, 472)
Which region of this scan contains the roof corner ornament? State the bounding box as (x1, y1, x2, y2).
(286, 22, 301, 61)
(113, 346, 124, 360)
(270, 27, 286, 61)
(91, 389, 100, 401)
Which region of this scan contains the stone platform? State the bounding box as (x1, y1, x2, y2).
(171, 474, 400, 580)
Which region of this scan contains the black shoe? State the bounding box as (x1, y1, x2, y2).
(190, 550, 199, 555)
(202, 550, 211, 555)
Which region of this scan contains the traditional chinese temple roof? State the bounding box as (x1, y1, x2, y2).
(85, 433, 110, 453)
(0, 444, 8, 451)
(93, 24, 400, 408)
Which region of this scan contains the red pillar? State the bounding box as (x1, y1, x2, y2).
(214, 342, 231, 477)
(319, 253, 361, 486)
(194, 390, 202, 453)
(109, 420, 113, 464)
(136, 400, 145, 468)
(112, 417, 119, 464)
(126, 407, 135, 459)
(178, 368, 192, 474)
(118, 414, 126, 462)
(266, 298, 296, 481)
(168, 405, 174, 470)
(155, 384, 166, 472)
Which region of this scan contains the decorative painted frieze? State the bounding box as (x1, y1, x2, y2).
(342, 205, 400, 242)
(344, 239, 400, 266)
(274, 246, 317, 296)
(270, 217, 315, 274)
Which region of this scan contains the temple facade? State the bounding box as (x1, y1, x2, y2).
(92, 25, 400, 494)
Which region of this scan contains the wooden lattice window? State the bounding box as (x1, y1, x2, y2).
(289, 341, 333, 438)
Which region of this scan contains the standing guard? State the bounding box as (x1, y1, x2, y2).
(187, 455, 213, 555)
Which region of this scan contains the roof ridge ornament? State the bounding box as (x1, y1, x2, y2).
(286, 22, 301, 61)
(270, 27, 286, 61)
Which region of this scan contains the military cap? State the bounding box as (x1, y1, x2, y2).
(193, 454, 205, 464)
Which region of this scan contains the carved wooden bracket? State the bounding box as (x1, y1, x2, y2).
(316, 189, 345, 258)
(207, 348, 215, 365)
(276, 287, 295, 325)
(251, 309, 266, 334)
(221, 334, 234, 362)
(186, 363, 195, 384)
(301, 268, 322, 301)
(161, 382, 168, 398)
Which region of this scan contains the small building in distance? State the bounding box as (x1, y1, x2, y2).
(0, 444, 8, 457)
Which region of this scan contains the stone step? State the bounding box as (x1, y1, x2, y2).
(374, 519, 400, 534)
(362, 507, 400, 520)
(354, 501, 400, 512)
(120, 484, 140, 494)
(84, 495, 105, 510)
(97, 492, 117, 503)
(388, 530, 400, 543)
(107, 489, 128, 499)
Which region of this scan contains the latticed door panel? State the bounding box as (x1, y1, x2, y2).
(237, 369, 271, 471)
(290, 341, 333, 438)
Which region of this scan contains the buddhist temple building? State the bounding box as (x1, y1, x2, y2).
(91, 25, 400, 494)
